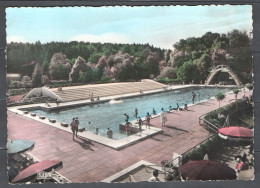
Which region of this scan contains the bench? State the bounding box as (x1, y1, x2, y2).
(39, 116, 45, 120)
(49, 119, 56, 123)
(61, 122, 68, 127)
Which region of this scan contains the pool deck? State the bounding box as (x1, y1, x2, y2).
(7, 84, 203, 149)
(7, 85, 249, 183)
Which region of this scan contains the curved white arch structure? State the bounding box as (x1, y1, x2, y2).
(22, 87, 62, 102)
(205, 65, 241, 86)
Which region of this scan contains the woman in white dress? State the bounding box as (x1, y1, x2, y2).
(160, 108, 167, 127)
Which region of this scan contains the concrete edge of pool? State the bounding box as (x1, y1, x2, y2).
(101, 160, 161, 183)
(8, 84, 235, 150)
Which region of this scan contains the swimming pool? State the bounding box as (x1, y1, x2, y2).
(31, 86, 232, 140)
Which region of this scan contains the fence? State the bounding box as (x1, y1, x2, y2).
(199, 113, 219, 133)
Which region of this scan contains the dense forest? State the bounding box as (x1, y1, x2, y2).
(7, 29, 252, 87)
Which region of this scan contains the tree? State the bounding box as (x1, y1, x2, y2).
(232, 88, 240, 100)
(157, 67, 176, 79)
(49, 53, 71, 80)
(177, 61, 198, 83)
(41, 75, 50, 85)
(32, 63, 42, 87)
(42, 60, 50, 75)
(21, 76, 32, 87)
(78, 69, 99, 83)
(215, 92, 225, 108)
(227, 30, 250, 48)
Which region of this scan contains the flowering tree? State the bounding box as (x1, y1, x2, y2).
(49, 53, 71, 80)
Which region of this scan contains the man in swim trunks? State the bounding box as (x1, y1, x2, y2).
(125, 121, 132, 135)
(138, 117, 142, 133)
(70, 118, 76, 140)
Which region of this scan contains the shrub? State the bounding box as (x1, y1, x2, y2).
(215, 92, 225, 108)
(156, 78, 182, 84)
(246, 83, 253, 97)
(205, 99, 252, 128)
(246, 83, 253, 90)
(233, 88, 240, 100)
(41, 75, 50, 85)
(182, 136, 223, 164)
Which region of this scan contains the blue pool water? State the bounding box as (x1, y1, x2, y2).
(31, 87, 232, 140)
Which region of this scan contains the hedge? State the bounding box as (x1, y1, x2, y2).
(182, 136, 224, 164)
(204, 99, 252, 127)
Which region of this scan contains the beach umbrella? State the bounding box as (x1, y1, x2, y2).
(7, 140, 35, 155)
(180, 160, 236, 181)
(218, 126, 253, 141)
(11, 160, 62, 183)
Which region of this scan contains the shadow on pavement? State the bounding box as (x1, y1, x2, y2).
(73, 137, 94, 151)
(165, 125, 189, 133)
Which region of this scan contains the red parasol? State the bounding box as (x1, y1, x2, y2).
(11, 160, 62, 183)
(218, 126, 253, 138)
(180, 160, 236, 181)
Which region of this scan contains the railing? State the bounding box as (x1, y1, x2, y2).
(143, 111, 220, 180)
(150, 133, 217, 180)
(199, 113, 219, 133)
(181, 134, 217, 159)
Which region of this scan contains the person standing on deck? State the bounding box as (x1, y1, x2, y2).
(74, 117, 79, 138)
(125, 121, 132, 135)
(70, 118, 77, 140)
(138, 117, 143, 134)
(160, 108, 167, 127)
(145, 112, 151, 129)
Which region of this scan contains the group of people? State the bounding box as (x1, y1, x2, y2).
(122, 106, 171, 133)
(45, 99, 60, 107)
(89, 92, 100, 102)
(70, 117, 80, 140)
(168, 103, 188, 112)
(235, 152, 254, 172)
(70, 91, 202, 139)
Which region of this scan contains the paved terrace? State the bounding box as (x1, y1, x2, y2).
(7, 89, 248, 183)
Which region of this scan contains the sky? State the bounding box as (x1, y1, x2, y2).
(6, 6, 252, 49)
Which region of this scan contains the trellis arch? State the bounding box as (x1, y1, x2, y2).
(205, 65, 241, 86)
